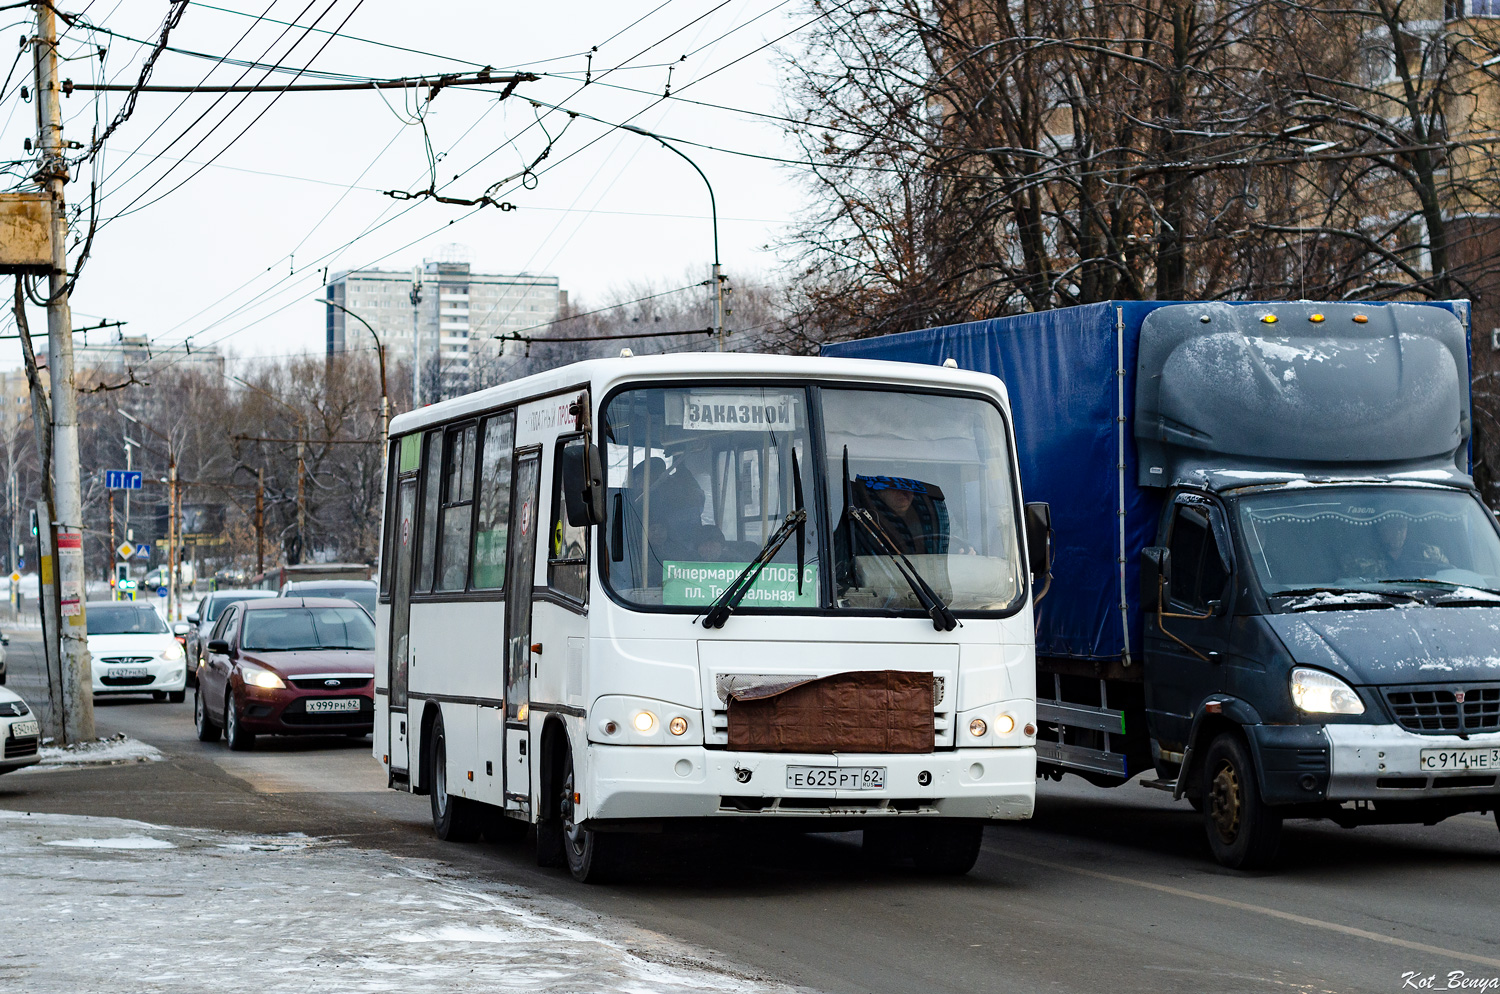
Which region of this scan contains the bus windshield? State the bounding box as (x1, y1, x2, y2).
(600, 384, 1023, 615)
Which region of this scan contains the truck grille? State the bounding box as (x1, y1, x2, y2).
(1383, 685, 1500, 735)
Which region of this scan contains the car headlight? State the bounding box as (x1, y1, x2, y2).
(241, 663, 285, 690)
(158, 645, 184, 662)
(1290, 666, 1365, 715)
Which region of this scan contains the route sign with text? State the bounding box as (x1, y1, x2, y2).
(104, 470, 143, 490)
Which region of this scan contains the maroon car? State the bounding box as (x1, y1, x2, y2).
(194, 597, 375, 751)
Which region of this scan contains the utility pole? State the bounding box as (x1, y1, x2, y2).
(6, 471, 16, 620)
(255, 468, 265, 576)
(107, 490, 115, 599)
(410, 266, 423, 408)
(167, 460, 178, 620)
(35, 4, 93, 741)
(295, 436, 306, 565)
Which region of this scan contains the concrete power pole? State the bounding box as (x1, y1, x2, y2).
(34, 4, 93, 741)
(410, 266, 423, 408)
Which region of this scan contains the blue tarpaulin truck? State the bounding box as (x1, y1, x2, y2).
(828, 300, 1500, 867)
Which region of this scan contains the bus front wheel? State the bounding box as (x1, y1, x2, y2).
(557, 746, 619, 883)
(912, 820, 984, 875)
(428, 713, 482, 842)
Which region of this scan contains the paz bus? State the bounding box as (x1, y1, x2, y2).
(373, 353, 1047, 881)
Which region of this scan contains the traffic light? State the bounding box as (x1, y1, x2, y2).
(28, 509, 37, 537)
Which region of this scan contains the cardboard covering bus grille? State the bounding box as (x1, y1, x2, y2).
(726, 670, 935, 753)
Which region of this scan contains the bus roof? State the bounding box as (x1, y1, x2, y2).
(387, 351, 1009, 436)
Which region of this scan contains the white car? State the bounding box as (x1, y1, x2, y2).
(0, 685, 39, 773)
(86, 600, 187, 702)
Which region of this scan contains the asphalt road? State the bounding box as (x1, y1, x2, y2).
(4, 631, 1499, 994)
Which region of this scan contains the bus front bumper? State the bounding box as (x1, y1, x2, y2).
(581, 745, 1035, 822)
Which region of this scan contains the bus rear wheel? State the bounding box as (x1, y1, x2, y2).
(428, 714, 482, 842)
(558, 747, 618, 883)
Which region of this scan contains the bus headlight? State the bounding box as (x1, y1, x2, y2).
(669, 716, 688, 736)
(1290, 667, 1365, 715)
(994, 713, 1016, 735)
(589, 697, 701, 745)
(969, 718, 987, 737)
(632, 710, 657, 733)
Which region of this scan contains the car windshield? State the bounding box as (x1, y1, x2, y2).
(293, 585, 376, 614)
(240, 607, 376, 651)
(87, 605, 168, 635)
(1236, 487, 1500, 595)
(204, 593, 270, 622)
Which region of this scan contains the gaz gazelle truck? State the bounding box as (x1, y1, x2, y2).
(828, 300, 1500, 868)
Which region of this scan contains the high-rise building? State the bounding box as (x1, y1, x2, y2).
(325, 259, 564, 396)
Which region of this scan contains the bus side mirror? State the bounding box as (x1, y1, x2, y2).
(1141, 547, 1170, 613)
(561, 440, 606, 526)
(1024, 502, 1052, 580)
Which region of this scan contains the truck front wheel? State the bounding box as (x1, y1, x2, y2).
(1201, 731, 1282, 870)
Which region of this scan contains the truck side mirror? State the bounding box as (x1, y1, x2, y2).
(1141, 546, 1171, 613)
(1024, 502, 1052, 580)
(560, 438, 606, 526)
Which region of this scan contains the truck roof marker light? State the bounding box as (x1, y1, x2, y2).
(1199, 315, 1211, 323)
(943, 357, 958, 369)
(1309, 313, 1325, 323)
(1260, 314, 1278, 324)
(1353, 314, 1369, 324)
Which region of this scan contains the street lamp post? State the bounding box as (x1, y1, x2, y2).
(320, 296, 390, 440)
(617, 124, 726, 351)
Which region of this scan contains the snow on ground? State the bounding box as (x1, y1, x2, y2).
(0, 810, 806, 994)
(25, 733, 164, 770)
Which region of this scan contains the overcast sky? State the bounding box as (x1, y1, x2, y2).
(0, 0, 808, 370)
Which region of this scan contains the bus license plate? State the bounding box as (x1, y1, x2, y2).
(305, 698, 361, 714)
(785, 766, 886, 790)
(1420, 747, 1500, 771)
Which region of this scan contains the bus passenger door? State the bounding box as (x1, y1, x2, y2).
(504, 449, 542, 812)
(388, 477, 418, 778)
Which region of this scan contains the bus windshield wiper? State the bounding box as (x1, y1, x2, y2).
(702, 451, 806, 630)
(840, 447, 957, 632)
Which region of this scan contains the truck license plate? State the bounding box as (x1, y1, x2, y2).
(305, 698, 361, 714)
(1420, 747, 1500, 771)
(785, 766, 886, 790)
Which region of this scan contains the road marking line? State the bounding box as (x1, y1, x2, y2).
(986, 847, 1500, 969)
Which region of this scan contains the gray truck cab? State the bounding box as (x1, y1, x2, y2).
(1132, 301, 1500, 865)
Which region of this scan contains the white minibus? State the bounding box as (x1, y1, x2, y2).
(374, 353, 1047, 881)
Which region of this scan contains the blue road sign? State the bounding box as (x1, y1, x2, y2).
(156, 586, 167, 597)
(105, 470, 143, 490)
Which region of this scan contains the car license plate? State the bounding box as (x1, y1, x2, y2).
(112, 667, 147, 679)
(10, 719, 37, 738)
(305, 698, 361, 714)
(785, 766, 886, 790)
(1420, 747, 1500, 771)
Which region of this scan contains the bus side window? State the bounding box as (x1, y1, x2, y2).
(415, 429, 442, 593)
(549, 436, 590, 603)
(437, 423, 477, 591)
(470, 413, 515, 590)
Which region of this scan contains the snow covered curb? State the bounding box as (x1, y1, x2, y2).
(0, 810, 808, 994)
(23, 732, 163, 770)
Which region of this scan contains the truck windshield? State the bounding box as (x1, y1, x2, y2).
(600, 384, 1024, 615)
(1237, 487, 1500, 595)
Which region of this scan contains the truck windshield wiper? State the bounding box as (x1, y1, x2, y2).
(840, 446, 957, 632)
(701, 451, 806, 630)
(1268, 586, 1417, 611)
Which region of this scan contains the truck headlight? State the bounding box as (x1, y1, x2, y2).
(1290, 667, 1364, 715)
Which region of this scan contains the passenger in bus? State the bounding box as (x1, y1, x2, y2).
(644, 468, 708, 573)
(691, 524, 759, 563)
